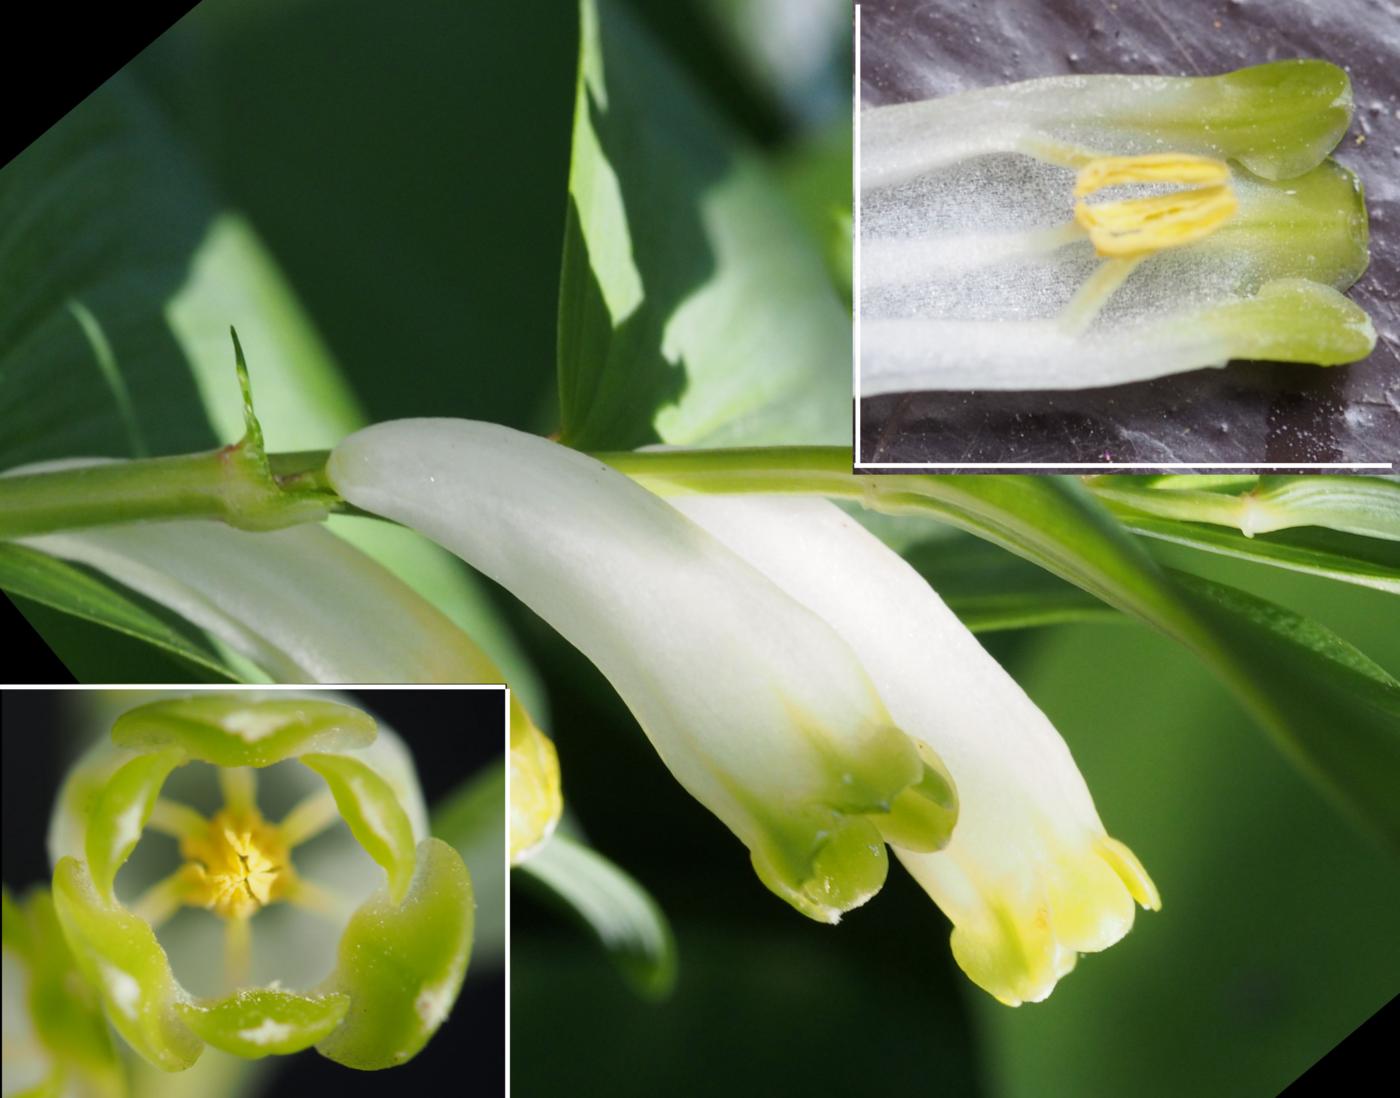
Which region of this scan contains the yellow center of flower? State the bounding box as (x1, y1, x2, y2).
(1074, 153, 1238, 258)
(178, 808, 293, 920)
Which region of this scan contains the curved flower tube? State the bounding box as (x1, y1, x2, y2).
(46, 696, 473, 1071)
(329, 419, 957, 923)
(860, 60, 1374, 392)
(668, 493, 1159, 1006)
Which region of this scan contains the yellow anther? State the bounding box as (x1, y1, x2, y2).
(1074, 153, 1238, 258)
(179, 808, 293, 920)
(1073, 152, 1231, 197)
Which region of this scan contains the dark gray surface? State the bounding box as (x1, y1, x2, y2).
(858, 0, 1400, 467)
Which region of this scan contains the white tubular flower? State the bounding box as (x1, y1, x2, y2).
(666, 494, 1160, 1006)
(328, 420, 956, 923)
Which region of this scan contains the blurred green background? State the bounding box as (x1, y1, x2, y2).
(3, 0, 1395, 1094)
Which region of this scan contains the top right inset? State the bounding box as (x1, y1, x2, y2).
(855, 0, 1398, 472)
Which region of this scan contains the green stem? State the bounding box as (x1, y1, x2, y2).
(0, 447, 338, 540)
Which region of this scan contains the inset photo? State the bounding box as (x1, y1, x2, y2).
(856, 0, 1397, 470)
(1, 686, 504, 1096)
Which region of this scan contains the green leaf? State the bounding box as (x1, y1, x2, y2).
(519, 833, 677, 1001)
(84, 747, 186, 901)
(834, 473, 1400, 847)
(1167, 569, 1400, 843)
(0, 543, 238, 680)
(431, 763, 506, 965)
(1123, 516, 1400, 596)
(556, 0, 849, 450)
(1089, 474, 1400, 541)
(316, 838, 473, 1071)
(301, 753, 417, 904)
(177, 990, 349, 1059)
(0, 76, 359, 471)
(113, 698, 375, 768)
(0, 73, 532, 696)
(900, 535, 1124, 633)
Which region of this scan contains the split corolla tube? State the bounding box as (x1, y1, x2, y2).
(860, 60, 1375, 392)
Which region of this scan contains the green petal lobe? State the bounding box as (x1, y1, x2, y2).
(315, 838, 473, 1070)
(177, 990, 349, 1058)
(50, 858, 200, 1072)
(85, 747, 185, 901)
(112, 696, 376, 767)
(301, 753, 417, 904)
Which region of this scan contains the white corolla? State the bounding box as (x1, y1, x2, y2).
(329, 419, 1157, 1003)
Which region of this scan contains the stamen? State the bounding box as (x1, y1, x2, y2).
(278, 790, 341, 849)
(145, 798, 209, 841)
(1074, 153, 1238, 258)
(218, 767, 257, 813)
(179, 808, 292, 920)
(225, 913, 251, 990)
(131, 869, 193, 929)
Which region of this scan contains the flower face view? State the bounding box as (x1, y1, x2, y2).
(44, 695, 474, 1073)
(860, 59, 1375, 392)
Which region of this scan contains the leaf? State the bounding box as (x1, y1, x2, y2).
(518, 833, 677, 1001)
(1090, 474, 1400, 542)
(1122, 516, 1400, 596)
(556, 0, 850, 450)
(0, 74, 534, 696)
(845, 473, 1400, 847)
(431, 763, 506, 965)
(900, 535, 1124, 633)
(0, 543, 237, 680)
(1167, 569, 1400, 844)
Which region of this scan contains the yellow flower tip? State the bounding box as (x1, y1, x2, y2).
(945, 832, 1159, 1006)
(509, 715, 563, 865)
(1074, 152, 1238, 258)
(1098, 835, 1161, 912)
(178, 808, 294, 920)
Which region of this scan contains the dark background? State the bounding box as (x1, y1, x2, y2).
(0, 687, 504, 1097)
(858, 0, 1400, 467)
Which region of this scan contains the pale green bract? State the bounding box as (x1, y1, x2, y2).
(44, 696, 472, 1073)
(860, 60, 1375, 393)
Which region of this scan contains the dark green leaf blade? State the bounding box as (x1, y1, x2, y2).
(1122, 515, 1400, 596)
(1168, 569, 1400, 845)
(0, 543, 237, 680)
(518, 833, 677, 1001)
(557, 0, 850, 450)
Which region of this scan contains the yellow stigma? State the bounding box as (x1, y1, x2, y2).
(179, 808, 293, 920)
(1074, 153, 1238, 258)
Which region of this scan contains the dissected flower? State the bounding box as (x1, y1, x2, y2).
(329, 419, 957, 923)
(45, 696, 473, 1071)
(860, 60, 1374, 392)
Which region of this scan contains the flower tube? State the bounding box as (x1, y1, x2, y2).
(328, 419, 956, 923)
(860, 60, 1374, 392)
(666, 493, 1159, 1006)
